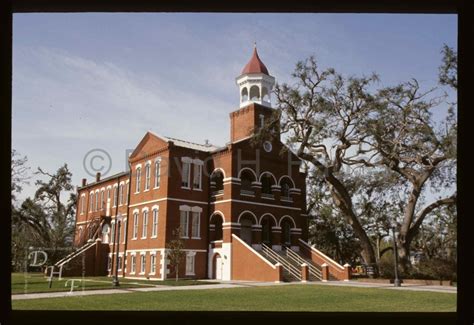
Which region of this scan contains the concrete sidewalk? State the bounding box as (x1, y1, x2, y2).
(11, 279, 456, 301)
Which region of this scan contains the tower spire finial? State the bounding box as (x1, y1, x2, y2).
(254, 41, 257, 49)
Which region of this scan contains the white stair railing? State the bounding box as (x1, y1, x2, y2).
(261, 244, 301, 281)
(285, 247, 322, 280)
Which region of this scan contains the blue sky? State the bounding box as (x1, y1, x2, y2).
(12, 13, 457, 201)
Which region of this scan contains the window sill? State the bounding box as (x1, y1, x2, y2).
(185, 273, 196, 276)
(134, 192, 140, 194)
(129, 271, 135, 275)
(139, 272, 145, 275)
(141, 237, 147, 240)
(180, 236, 189, 239)
(193, 188, 203, 191)
(151, 235, 158, 239)
(153, 186, 160, 190)
(144, 189, 150, 192)
(181, 186, 191, 190)
(191, 237, 201, 240)
(149, 272, 156, 276)
(261, 196, 275, 200)
(132, 238, 137, 241)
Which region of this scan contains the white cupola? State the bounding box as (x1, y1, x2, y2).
(236, 45, 275, 108)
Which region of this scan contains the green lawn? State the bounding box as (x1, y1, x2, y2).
(12, 284, 456, 312)
(11, 273, 216, 294)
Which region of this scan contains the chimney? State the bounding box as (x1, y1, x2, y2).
(81, 178, 87, 187)
(96, 172, 101, 182)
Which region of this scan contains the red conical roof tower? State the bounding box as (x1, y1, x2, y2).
(241, 45, 270, 75)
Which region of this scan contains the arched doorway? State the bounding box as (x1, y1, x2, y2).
(239, 213, 256, 245)
(212, 253, 223, 280)
(281, 219, 293, 248)
(260, 214, 276, 247)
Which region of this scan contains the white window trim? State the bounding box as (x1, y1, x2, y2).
(130, 254, 136, 274)
(139, 253, 146, 275)
(141, 210, 148, 239)
(80, 194, 85, 215)
(122, 218, 127, 244)
(113, 185, 118, 207)
(144, 162, 151, 191)
(135, 167, 142, 194)
(132, 212, 139, 240)
(149, 253, 156, 275)
(180, 210, 190, 239)
(181, 159, 191, 189)
(117, 255, 123, 271)
(154, 158, 161, 189)
(191, 211, 201, 239)
(185, 251, 196, 276)
(151, 208, 159, 238)
(193, 163, 203, 190)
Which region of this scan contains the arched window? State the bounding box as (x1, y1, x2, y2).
(261, 173, 274, 196)
(250, 85, 260, 100)
(262, 87, 270, 102)
(211, 170, 224, 195)
(240, 169, 255, 194)
(241, 87, 249, 102)
(280, 178, 293, 200)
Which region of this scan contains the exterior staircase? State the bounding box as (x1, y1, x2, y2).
(54, 240, 97, 269)
(259, 244, 323, 282)
(260, 243, 301, 282)
(284, 246, 322, 281)
(53, 217, 107, 274)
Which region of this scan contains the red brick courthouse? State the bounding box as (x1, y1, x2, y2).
(60, 47, 351, 282)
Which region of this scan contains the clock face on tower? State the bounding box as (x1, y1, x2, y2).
(263, 141, 272, 153)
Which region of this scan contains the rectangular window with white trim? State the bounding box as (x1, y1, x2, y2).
(95, 192, 99, 211)
(130, 255, 136, 273)
(185, 253, 195, 276)
(133, 212, 139, 239)
(181, 161, 191, 188)
(193, 163, 202, 190)
(135, 167, 141, 193)
(150, 254, 156, 274)
(100, 190, 105, 210)
(191, 211, 200, 238)
(113, 186, 118, 207)
(111, 221, 115, 243)
(145, 163, 151, 191)
(122, 218, 127, 243)
(81, 196, 85, 214)
(119, 184, 123, 205)
(154, 159, 161, 188)
(180, 210, 189, 238)
(140, 254, 146, 274)
(118, 256, 123, 271)
(152, 209, 158, 237)
(142, 210, 148, 238)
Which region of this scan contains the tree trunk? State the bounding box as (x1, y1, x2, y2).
(176, 264, 179, 282)
(397, 239, 411, 275)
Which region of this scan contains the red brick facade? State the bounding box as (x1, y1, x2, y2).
(70, 50, 349, 282)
